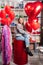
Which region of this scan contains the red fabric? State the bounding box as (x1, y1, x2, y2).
(13, 39, 28, 65)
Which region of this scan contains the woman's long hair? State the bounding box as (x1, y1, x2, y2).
(18, 17, 24, 25)
(18, 17, 25, 30)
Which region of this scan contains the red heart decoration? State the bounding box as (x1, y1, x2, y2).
(0, 10, 6, 18)
(24, 3, 34, 17)
(25, 2, 42, 31)
(1, 18, 6, 25)
(9, 11, 15, 20)
(0, 11, 1, 17)
(0, 5, 15, 25)
(5, 5, 11, 14)
(31, 18, 40, 30)
(24, 2, 42, 17)
(28, 17, 38, 23)
(25, 22, 32, 33)
(5, 17, 12, 25)
(33, 2, 42, 17)
(1, 17, 11, 25)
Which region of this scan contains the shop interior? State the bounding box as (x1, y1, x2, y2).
(0, 0, 43, 65)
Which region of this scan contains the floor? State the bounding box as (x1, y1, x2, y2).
(0, 51, 43, 65)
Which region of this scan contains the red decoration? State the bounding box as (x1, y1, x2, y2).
(24, 2, 42, 17)
(24, 3, 34, 17)
(0, 10, 6, 18)
(0, 11, 1, 17)
(0, 5, 15, 25)
(5, 17, 11, 25)
(25, 22, 32, 32)
(33, 2, 42, 17)
(24, 2, 42, 31)
(5, 5, 11, 14)
(28, 17, 38, 23)
(1, 18, 6, 25)
(9, 11, 15, 20)
(31, 18, 40, 30)
(28, 18, 32, 24)
(1, 17, 11, 25)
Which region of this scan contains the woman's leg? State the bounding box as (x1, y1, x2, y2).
(16, 35, 30, 47)
(24, 34, 33, 56)
(16, 34, 30, 48)
(24, 34, 30, 47)
(16, 36, 25, 41)
(16, 35, 33, 56)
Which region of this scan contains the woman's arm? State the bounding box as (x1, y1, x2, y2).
(17, 24, 26, 34)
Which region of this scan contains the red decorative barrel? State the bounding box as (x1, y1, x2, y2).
(13, 38, 28, 65)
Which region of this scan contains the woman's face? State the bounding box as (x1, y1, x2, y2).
(19, 18, 24, 24)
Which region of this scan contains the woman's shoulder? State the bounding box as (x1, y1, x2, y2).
(17, 23, 22, 26)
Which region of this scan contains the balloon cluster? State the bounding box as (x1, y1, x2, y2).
(25, 2, 42, 32)
(0, 5, 15, 25)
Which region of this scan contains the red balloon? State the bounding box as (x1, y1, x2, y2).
(1, 17, 11, 25)
(9, 11, 15, 20)
(28, 17, 38, 23)
(1, 18, 6, 25)
(0, 10, 6, 18)
(33, 2, 42, 17)
(5, 5, 11, 14)
(24, 3, 34, 17)
(28, 18, 32, 24)
(31, 18, 40, 30)
(5, 17, 11, 25)
(25, 22, 32, 33)
(0, 5, 15, 25)
(24, 2, 42, 17)
(0, 11, 1, 17)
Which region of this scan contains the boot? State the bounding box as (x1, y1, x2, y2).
(26, 47, 33, 56)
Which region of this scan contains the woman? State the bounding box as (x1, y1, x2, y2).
(15, 17, 33, 56)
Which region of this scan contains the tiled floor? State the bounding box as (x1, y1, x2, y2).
(0, 52, 43, 65)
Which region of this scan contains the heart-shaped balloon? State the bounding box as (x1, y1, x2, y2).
(28, 17, 38, 23)
(25, 22, 32, 33)
(0, 11, 1, 17)
(5, 17, 12, 25)
(0, 10, 6, 18)
(1, 18, 6, 25)
(5, 5, 11, 14)
(33, 2, 42, 17)
(1, 17, 11, 25)
(30, 18, 40, 30)
(9, 11, 15, 20)
(24, 2, 42, 17)
(24, 3, 34, 17)
(0, 5, 15, 25)
(28, 18, 32, 24)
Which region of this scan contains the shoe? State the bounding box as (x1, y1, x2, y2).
(26, 47, 33, 56)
